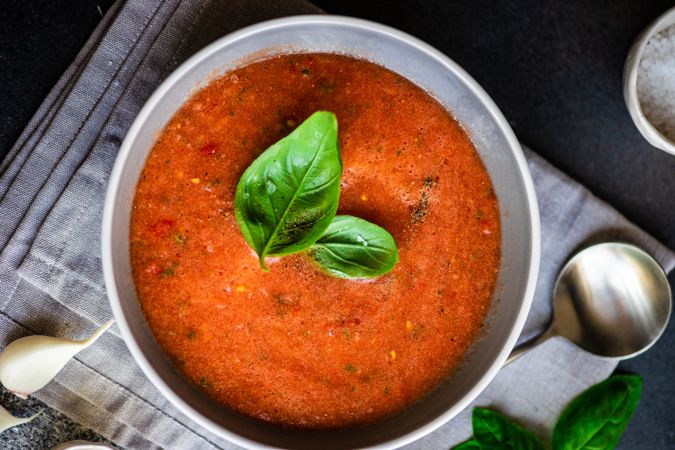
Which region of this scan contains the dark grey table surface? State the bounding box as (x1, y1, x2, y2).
(1, 0, 674, 448)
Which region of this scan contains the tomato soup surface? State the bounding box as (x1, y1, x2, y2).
(131, 53, 500, 428)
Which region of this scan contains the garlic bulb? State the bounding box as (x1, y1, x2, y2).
(0, 320, 114, 399)
(0, 403, 40, 433)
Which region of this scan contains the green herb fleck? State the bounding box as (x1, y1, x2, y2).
(342, 328, 351, 340)
(345, 364, 357, 373)
(160, 262, 178, 278)
(209, 177, 222, 187)
(411, 323, 425, 339)
(318, 81, 335, 94)
(274, 295, 290, 316)
(132, 239, 146, 248)
(187, 330, 196, 340)
(301, 68, 310, 76)
(173, 232, 186, 245)
(412, 192, 429, 223)
(199, 377, 209, 387)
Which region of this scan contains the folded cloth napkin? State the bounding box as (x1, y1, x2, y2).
(0, 0, 673, 449)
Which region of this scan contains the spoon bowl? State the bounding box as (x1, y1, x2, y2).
(510, 242, 671, 362)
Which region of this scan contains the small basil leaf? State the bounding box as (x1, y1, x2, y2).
(472, 408, 544, 450)
(451, 438, 482, 450)
(234, 111, 342, 268)
(552, 374, 642, 450)
(308, 215, 398, 279)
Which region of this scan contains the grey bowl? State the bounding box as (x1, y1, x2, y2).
(102, 15, 540, 450)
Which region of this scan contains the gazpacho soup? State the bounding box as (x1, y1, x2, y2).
(130, 53, 500, 429)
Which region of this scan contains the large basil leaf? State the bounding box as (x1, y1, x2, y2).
(234, 111, 342, 268)
(308, 215, 398, 279)
(472, 408, 544, 450)
(552, 374, 642, 450)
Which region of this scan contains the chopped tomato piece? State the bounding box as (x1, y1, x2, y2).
(149, 219, 175, 238)
(146, 263, 160, 276)
(199, 143, 217, 156)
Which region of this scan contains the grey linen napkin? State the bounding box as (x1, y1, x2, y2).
(0, 0, 673, 449)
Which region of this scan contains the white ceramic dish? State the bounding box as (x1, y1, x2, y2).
(102, 15, 540, 449)
(52, 442, 116, 450)
(624, 6, 675, 156)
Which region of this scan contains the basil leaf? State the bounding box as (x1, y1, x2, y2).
(234, 111, 342, 268)
(308, 215, 398, 279)
(472, 408, 544, 450)
(452, 438, 482, 450)
(552, 374, 642, 450)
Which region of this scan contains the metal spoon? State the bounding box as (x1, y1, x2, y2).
(508, 242, 672, 363)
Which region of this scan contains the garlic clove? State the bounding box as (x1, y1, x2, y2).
(0, 320, 114, 399)
(0, 404, 41, 434)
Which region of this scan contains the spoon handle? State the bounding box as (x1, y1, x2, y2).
(505, 326, 557, 365)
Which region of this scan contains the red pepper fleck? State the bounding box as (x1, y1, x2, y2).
(149, 219, 175, 238)
(199, 143, 217, 156)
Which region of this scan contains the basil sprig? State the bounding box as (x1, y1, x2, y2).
(234, 111, 398, 277)
(552, 374, 642, 450)
(308, 215, 398, 279)
(453, 374, 643, 450)
(234, 111, 342, 269)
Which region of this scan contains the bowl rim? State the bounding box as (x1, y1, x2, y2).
(623, 5, 675, 156)
(102, 14, 541, 449)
